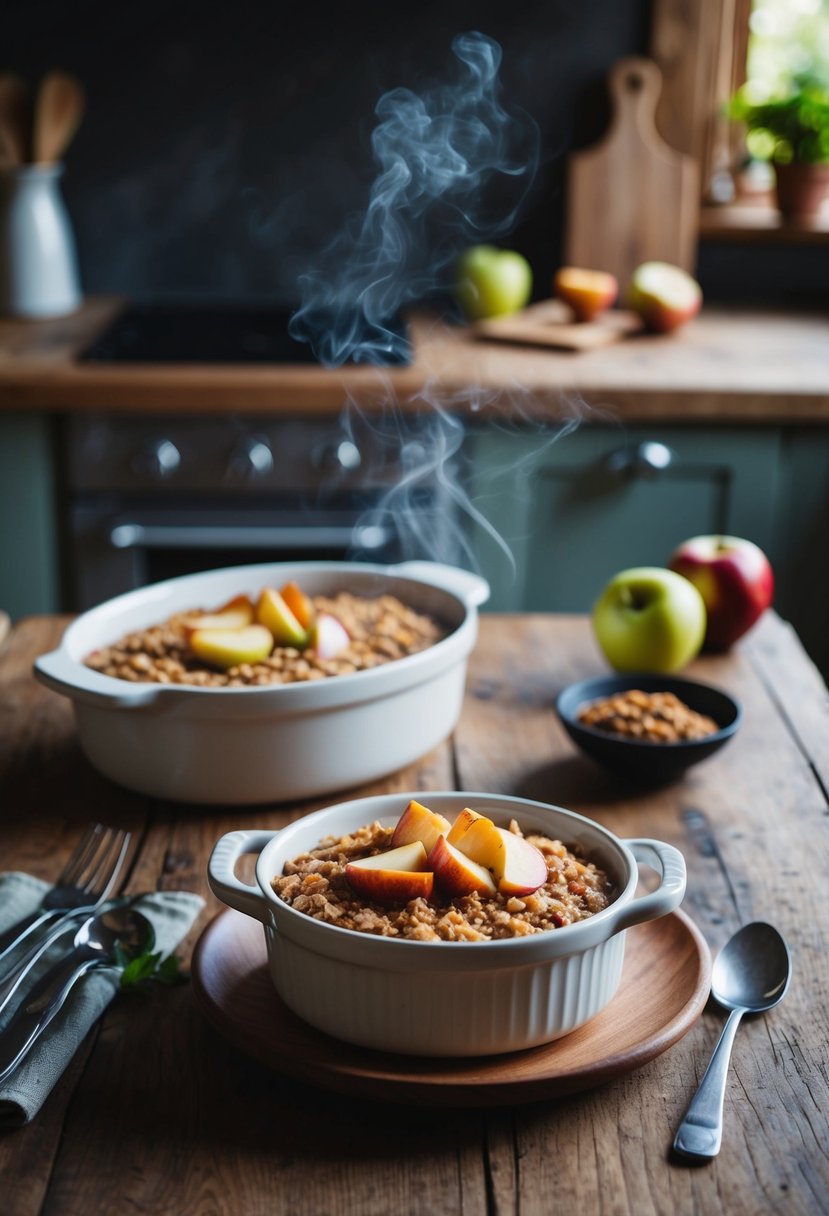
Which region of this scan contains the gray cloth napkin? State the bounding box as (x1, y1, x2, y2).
(0, 872, 203, 1128)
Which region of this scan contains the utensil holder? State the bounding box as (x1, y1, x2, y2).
(0, 164, 81, 318)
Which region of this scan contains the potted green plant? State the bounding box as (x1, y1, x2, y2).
(729, 78, 829, 220)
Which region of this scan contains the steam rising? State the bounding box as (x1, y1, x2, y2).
(289, 31, 539, 366)
(288, 31, 587, 577)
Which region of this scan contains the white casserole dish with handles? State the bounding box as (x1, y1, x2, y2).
(34, 561, 489, 805)
(208, 791, 687, 1057)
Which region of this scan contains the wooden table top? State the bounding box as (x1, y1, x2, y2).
(1, 298, 829, 420)
(1, 611, 828, 1215)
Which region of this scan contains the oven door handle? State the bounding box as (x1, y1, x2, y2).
(108, 522, 394, 552)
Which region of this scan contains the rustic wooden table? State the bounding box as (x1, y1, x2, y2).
(1, 613, 827, 1216)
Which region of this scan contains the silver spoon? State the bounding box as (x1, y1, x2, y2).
(0, 905, 154, 1085)
(673, 921, 792, 1160)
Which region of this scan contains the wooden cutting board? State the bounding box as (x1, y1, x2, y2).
(474, 298, 643, 351)
(564, 56, 699, 291)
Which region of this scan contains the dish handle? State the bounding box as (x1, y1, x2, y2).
(608, 839, 687, 933)
(208, 830, 277, 925)
(392, 561, 490, 608)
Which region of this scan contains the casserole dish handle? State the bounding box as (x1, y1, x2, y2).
(208, 830, 277, 925)
(607, 839, 687, 932)
(392, 561, 490, 608)
(35, 648, 162, 709)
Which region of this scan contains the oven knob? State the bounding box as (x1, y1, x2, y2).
(229, 437, 274, 480)
(133, 438, 181, 481)
(313, 439, 362, 473)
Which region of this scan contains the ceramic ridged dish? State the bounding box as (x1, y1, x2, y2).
(207, 791, 687, 1057)
(33, 561, 489, 805)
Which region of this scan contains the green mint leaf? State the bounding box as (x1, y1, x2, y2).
(120, 951, 163, 989)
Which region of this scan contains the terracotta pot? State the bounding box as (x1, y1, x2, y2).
(773, 161, 829, 220)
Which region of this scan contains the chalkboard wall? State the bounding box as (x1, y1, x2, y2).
(6, 0, 652, 304)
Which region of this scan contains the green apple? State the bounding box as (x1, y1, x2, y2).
(456, 245, 532, 320)
(592, 567, 707, 673)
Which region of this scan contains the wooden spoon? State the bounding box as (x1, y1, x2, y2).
(33, 71, 85, 164)
(0, 74, 31, 165)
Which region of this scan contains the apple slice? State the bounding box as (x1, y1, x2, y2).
(188, 624, 273, 670)
(427, 834, 496, 898)
(446, 807, 485, 847)
(345, 841, 433, 905)
(181, 594, 254, 634)
(451, 813, 548, 897)
(495, 828, 549, 897)
(280, 581, 315, 630)
(391, 799, 451, 854)
(311, 612, 350, 659)
(554, 267, 618, 322)
(256, 587, 309, 648)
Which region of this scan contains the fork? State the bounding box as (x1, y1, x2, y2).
(0, 825, 132, 966)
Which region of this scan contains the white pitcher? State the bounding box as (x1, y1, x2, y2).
(0, 164, 81, 318)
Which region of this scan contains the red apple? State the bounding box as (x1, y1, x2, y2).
(668, 535, 774, 650)
(345, 841, 433, 905)
(627, 262, 702, 333)
(554, 267, 618, 322)
(427, 834, 497, 898)
(390, 800, 451, 854)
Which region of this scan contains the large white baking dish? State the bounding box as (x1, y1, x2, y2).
(208, 792, 687, 1056)
(34, 561, 488, 805)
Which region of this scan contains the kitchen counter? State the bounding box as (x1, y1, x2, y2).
(2, 610, 828, 1215)
(1, 297, 828, 420)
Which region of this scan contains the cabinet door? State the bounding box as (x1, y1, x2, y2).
(0, 414, 59, 619)
(468, 426, 781, 612)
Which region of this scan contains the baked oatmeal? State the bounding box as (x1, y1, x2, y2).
(577, 689, 718, 743)
(84, 590, 444, 687)
(272, 820, 613, 942)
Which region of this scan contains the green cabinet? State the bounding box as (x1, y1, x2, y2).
(468, 425, 781, 610)
(0, 414, 60, 620)
(467, 422, 828, 679)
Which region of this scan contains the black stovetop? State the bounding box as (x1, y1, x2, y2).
(79, 304, 410, 366)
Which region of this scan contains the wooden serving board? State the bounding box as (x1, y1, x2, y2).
(564, 57, 699, 290)
(474, 299, 643, 351)
(191, 907, 711, 1107)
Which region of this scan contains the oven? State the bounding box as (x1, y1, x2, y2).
(64, 412, 463, 610)
(65, 304, 465, 609)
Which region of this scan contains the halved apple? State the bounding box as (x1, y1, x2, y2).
(188, 624, 273, 670)
(450, 813, 548, 897)
(345, 841, 433, 904)
(391, 800, 451, 854)
(310, 612, 350, 659)
(280, 581, 315, 630)
(256, 587, 309, 648)
(427, 834, 496, 898)
(181, 594, 254, 635)
(554, 267, 618, 322)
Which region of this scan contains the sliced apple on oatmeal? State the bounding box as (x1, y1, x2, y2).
(446, 807, 485, 847)
(427, 834, 497, 897)
(256, 587, 309, 648)
(188, 624, 273, 670)
(390, 799, 451, 854)
(345, 841, 434, 904)
(280, 580, 315, 630)
(180, 594, 254, 634)
(310, 612, 350, 659)
(448, 811, 548, 897)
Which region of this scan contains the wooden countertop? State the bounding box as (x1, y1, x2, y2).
(2, 611, 828, 1215)
(1, 298, 828, 421)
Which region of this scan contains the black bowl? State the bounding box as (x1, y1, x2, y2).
(556, 674, 742, 786)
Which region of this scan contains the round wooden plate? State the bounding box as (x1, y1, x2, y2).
(192, 908, 711, 1107)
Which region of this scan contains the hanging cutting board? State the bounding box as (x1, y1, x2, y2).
(564, 57, 699, 291)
